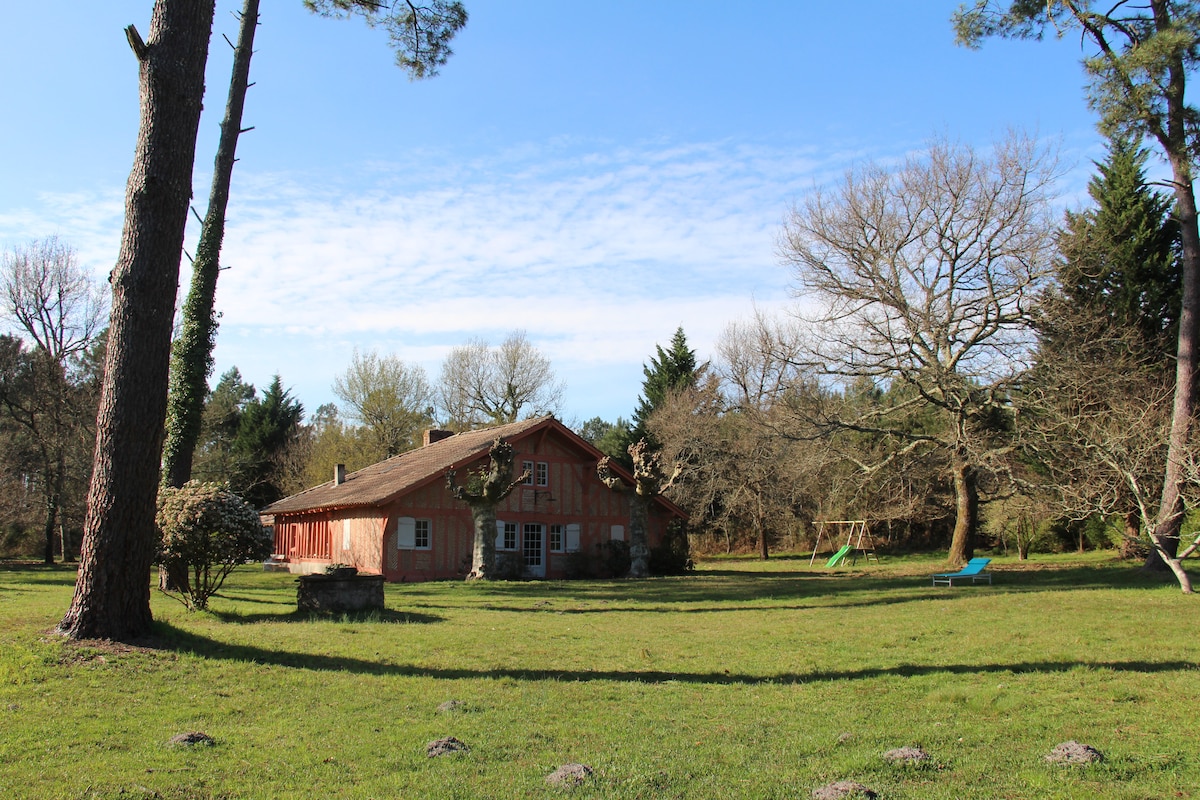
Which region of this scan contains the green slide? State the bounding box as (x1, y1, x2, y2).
(825, 544, 853, 568)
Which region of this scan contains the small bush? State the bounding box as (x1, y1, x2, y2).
(157, 481, 272, 610)
(492, 552, 524, 580)
(0, 522, 37, 559)
(649, 522, 692, 575)
(592, 540, 630, 578)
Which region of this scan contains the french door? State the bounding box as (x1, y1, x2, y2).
(522, 523, 545, 578)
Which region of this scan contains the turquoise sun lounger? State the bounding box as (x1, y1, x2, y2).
(932, 557, 992, 586)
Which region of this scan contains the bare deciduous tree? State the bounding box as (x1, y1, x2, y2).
(333, 349, 433, 458)
(1, 238, 106, 364)
(437, 331, 564, 429)
(0, 238, 107, 564)
(1020, 312, 1199, 589)
(779, 133, 1059, 565)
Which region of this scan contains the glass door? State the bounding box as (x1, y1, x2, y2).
(522, 523, 545, 578)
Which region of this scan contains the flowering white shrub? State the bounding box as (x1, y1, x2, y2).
(157, 481, 272, 610)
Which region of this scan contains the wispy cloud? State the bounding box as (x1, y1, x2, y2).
(0, 132, 1104, 422)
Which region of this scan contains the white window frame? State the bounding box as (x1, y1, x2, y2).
(549, 523, 564, 553)
(413, 519, 431, 550)
(536, 461, 549, 486)
(495, 520, 518, 551)
(342, 518, 352, 551)
(522, 460, 535, 485)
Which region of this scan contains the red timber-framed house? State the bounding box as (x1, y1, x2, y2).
(262, 416, 687, 581)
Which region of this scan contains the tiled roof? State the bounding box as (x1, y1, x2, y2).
(263, 416, 555, 515)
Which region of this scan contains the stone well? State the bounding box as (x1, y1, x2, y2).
(296, 571, 385, 613)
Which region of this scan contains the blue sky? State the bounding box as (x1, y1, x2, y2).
(0, 1, 1109, 427)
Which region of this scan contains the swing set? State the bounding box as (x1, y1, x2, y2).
(809, 520, 878, 567)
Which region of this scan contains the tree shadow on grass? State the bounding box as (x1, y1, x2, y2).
(208, 607, 444, 625)
(148, 622, 1197, 684)
(0, 562, 79, 588)
(428, 564, 1180, 612)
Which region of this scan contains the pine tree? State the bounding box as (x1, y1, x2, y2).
(230, 375, 303, 509)
(632, 327, 701, 445)
(1057, 135, 1180, 351)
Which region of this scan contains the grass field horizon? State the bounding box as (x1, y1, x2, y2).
(1, 552, 1196, 799)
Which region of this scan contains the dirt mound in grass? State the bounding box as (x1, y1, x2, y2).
(545, 763, 593, 786)
(169, 732, 215, 746)
(1045, 740, 1103, 764)
(812, 779, 878, 799)
(884, 745, 930, 764)
(426, 736, 469, 757)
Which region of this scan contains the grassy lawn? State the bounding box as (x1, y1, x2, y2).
(1, 552, 1197, 799)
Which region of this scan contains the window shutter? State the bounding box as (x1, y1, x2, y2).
(565, 523, 581, 553)
(610, 525, 625, 542)
(342, 519, 352, 551)
(495, 519, 505, 549)
(397, 517, 416, 549)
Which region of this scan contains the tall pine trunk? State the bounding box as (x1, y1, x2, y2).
(59, 0, 215, 641)
(163, 0, 259, 490)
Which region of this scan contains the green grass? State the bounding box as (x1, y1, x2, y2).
(0, 552, 1197, 799)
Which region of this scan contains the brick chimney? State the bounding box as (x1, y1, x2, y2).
(423, 429, 455, 447)
(334, 463, 346, 485)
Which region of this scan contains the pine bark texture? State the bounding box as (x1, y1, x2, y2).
(60, 0, 215, 641)
(162, 0, 259, 490)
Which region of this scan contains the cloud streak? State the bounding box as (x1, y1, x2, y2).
(0, 133, 1101, 423)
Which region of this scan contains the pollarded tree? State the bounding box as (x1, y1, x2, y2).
(954, 0, 1200, 585)
(445, 438, 530, 579)
(597, 439, 682, 577)
(333, 349, 434, 459)
(437, 331, 564, 429)
(779, 133, 1059, 565)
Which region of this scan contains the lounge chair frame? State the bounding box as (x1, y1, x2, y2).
(932, 557, 992, 586)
